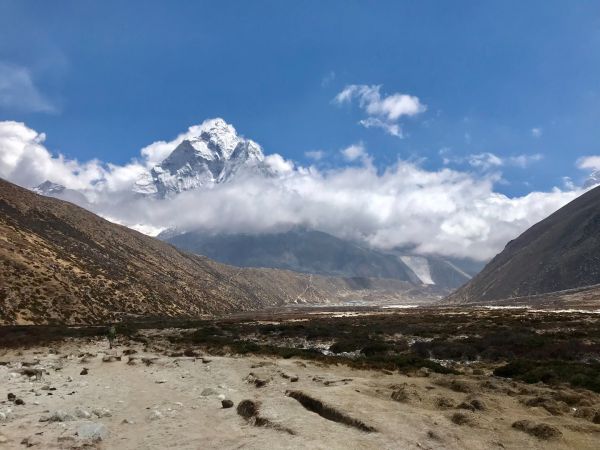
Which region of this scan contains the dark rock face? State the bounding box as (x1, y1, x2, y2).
(446, 185, 600, 304)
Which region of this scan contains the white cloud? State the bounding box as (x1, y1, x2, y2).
(576, 155, 600, 171)
(321, 71, 336, 87)
(359, 118, 402, 137)
(443, 151, 543, 170)
(0, 121, 144, 195)
(508, 153, 543, 168)
(340, 143, 368, 162)
(305, 150, 325, 161)
(264, 153, 294, 174)
(468, 152, 504, 170)
(531, 127, 543, 138)
(334, 84, 425, 138)
(0, 62, 56, 113)
(0, 120, 586, 261)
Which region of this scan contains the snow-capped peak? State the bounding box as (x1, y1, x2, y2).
(33, 180, 66, 195)
(133, 118, 267, 197)
(584, 169, 600, 189)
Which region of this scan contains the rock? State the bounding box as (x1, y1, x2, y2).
(236, 400, 259, 419)
(147, 410, 162, 421)
(20, 437, 40, 447)
(77, 422, 109, 442)
(7, 393, 15, 402)
(74, 407, 91, 419)
(43, 410, 75, 422)
(14, 399, 24, 406)
(155, 380, 167, 384)
(221, 399, 234, 408)
(200, 387, 218, 397)
(80, 368, 88, 375)
(416, 367, 431, 377)
(92, 408, 112, 418)
(290, 376, 299, 382)
(0, 412, 7, 422)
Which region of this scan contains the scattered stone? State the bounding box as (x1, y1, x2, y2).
(222, 399, 234, 409)
(92, 408, 112, 418)
(14, 399, 24, 406)
(74, 407, 91, 419)
(7, 393, 15, 402)
(20, 437, 40, 447)
(102, 355, 120, 363)
(147, 410, 162, 421)
(512, 420, 562, 440)
(80, 368, 88, 375)
(42, 410, 75, 422)
(245, 373, 269, 388)
(200, 387, 218, 397)
(236, 400, 259, 419)
(77, 422, 109, 442)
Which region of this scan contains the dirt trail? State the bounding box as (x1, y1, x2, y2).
(0, 338, 599, 449)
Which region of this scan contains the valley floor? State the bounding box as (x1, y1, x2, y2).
(1, 309, 600, 449)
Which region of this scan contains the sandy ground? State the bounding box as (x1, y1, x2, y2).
(1, 336, 599, 449)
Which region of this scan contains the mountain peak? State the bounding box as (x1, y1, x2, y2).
(584, 169, 600, 189)
(33, 180, 66, 196)
(133, 118, 266, 197)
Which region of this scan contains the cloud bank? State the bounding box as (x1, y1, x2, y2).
(0, 120, 590, 261)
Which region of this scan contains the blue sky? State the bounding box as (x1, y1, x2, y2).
(1, 0, 600, 196)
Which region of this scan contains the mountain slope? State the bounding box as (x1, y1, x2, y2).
(163, 229, 474, 289)
(445, 185, 600, 304)
(0, 179, 443, 325)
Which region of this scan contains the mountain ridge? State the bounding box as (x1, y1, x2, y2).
(0, 178, 442, 325)
(444, 184, 600, 305)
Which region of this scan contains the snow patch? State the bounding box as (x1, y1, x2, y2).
(400, 256, 434, 285)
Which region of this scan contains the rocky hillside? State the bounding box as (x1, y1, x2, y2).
(0, 179, 442, 325)
(445, 185, 600, 304)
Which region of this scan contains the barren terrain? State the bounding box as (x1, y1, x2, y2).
(1, 308, 600, 449)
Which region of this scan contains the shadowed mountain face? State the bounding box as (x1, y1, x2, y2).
(164, 229, 476, 290)
(0, 179, 446, 325)
(445, 185, 600, 304)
